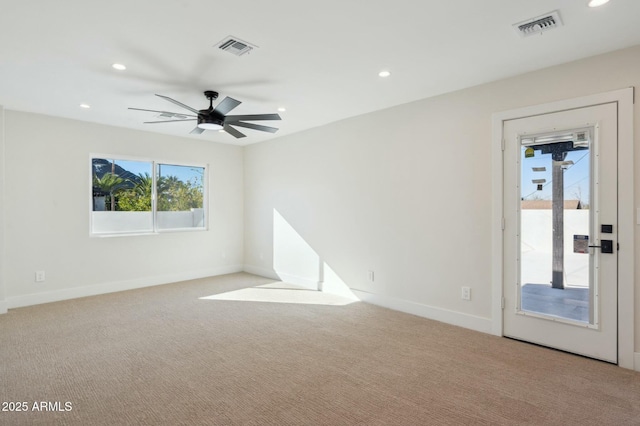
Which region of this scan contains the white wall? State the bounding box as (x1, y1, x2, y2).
(244, 45, 640, 342)
(3, 111, 244, 307)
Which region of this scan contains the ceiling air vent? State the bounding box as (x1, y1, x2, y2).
(513, 11, 562, 37)
(217, 36, 256, 56)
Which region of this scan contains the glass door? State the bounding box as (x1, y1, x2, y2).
(519, 130, 595, 325)
(502, 102, 618, 363)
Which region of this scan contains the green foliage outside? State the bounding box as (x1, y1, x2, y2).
(117, 173, 153, 211)
(156, 176, 204, 211)
(93, 172, 126, 211)
(101, 173, 203, 212)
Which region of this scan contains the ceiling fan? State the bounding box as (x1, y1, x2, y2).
(129, 90, 281, 139)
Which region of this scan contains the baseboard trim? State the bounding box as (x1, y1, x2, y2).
(243, 264, 280, 281)
(6, 265, 243, 310)
(352, 289, 493, 334)
(274, 271, 319, 290)
(242, 265, 320, 290)
(244, 265, 318, 290)
(634, 352, 640, 372)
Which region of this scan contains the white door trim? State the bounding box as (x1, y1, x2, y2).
(0, 105, 6, 315)
(491, 88, 634, 370)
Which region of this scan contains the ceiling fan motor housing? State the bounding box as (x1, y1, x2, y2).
(197, 112, 224, 129)
(197, 91, 224, 129)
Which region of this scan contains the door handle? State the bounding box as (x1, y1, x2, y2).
(588, 240, 614, 253)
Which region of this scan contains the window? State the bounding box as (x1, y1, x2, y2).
(91, 157, 206, 235)
(157, 164, 205, 230)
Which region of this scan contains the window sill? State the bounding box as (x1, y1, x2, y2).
(90, 228, 207, 238)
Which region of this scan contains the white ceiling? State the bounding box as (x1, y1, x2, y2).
(1, 0, 639, 146)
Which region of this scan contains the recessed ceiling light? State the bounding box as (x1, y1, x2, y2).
(277, 107, 286, 112)
(588, 0, 610, 7)
(79, 103, 91, 109)
(112, 63, 126, 71)
(378, 70, 391, 78)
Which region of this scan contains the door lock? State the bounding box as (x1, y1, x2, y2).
(588, 240, 614, 253)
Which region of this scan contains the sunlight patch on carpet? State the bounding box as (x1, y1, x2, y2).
(200, 283, 358, 306)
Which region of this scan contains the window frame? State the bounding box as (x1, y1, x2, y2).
(89, 154, 209, 237)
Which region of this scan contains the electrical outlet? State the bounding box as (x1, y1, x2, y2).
(461, 286, 471, 301)
(368, 270, 375, 282)
(35, 271, 46, 282)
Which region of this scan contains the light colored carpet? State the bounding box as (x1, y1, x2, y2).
(1, 272, 639, 425)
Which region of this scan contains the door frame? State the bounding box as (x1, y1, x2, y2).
(491, 88, 634, 370)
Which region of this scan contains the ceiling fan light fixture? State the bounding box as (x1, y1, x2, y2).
(198, 122, 223, 131)
(197, 115, 224, 130)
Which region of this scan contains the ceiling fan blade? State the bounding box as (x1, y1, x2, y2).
(155, 94, 200, 114)
(225, 113, 281, 122)
(128, 107, 197, 118)
(143, 119, 197, 124)
(190, 127, 205, 135)
(223, 124, 246, 139)
(214, 96, 241, 115)
(230, 121, 279, 133)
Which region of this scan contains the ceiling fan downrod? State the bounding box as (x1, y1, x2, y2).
(204, 90, 219, 110)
